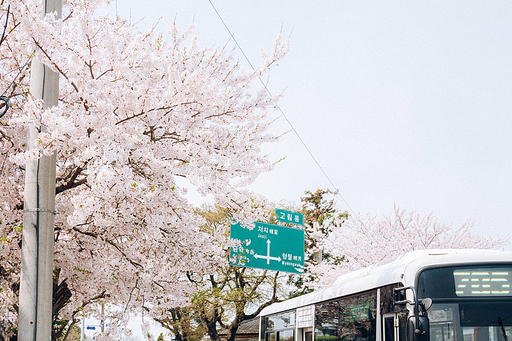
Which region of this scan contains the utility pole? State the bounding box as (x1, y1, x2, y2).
(18, 0, 61, 340)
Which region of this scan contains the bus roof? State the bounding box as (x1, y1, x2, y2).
(260, 249, 512, 317)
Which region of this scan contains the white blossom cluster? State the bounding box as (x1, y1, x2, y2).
(306, 206, 508, 290)
(0, 0, 289, 333)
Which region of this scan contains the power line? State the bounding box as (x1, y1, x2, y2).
(208, 0, 360, 220)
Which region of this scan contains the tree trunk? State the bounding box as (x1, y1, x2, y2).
(226, 321, 241, 341)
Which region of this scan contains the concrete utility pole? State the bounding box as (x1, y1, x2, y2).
(18, 0, 61, 340)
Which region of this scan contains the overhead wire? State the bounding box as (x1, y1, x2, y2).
(208, 0, 361, 222)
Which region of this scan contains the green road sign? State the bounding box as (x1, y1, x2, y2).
(229, 222, 305, 273)
(275, 209, 304, 226)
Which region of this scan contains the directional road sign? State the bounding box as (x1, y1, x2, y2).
(275, 209, 304, 226)
(229, 222, 305, 273)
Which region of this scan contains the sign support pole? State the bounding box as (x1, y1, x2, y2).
(18, 0, 60, 340)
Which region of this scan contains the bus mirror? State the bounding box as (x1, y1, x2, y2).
(419, 298, 432, 312)
(407, 316, 430, 341)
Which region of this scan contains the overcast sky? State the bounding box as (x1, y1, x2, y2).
(102, 0, 512, 240)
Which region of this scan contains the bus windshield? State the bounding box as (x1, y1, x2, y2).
(429, 302, 512, 341)
(417, 265, 512, 341)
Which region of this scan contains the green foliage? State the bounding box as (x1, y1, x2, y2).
(154, 306, 206, 341)
(300, 189, 348, 261)
(287, 276, 314, 299)
(316, 336, 338, 341)
(287, 189, 349, 298)
(194, 205, 231, 235)
(301, 189, 348, 237)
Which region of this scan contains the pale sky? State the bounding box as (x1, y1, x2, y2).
(103, 0, 512, 239)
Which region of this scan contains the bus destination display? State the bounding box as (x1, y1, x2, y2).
(454, 268, 512, 296)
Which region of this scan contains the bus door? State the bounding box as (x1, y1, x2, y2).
(383, 313, 398, 341)
(384, 311, 409, 341)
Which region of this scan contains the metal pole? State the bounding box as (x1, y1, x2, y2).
(80, 315, 85, 341)
(100, 303, 104, 333)
(18, 0, 61, 340)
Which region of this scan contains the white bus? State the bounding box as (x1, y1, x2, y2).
(259, 249, 512, 341)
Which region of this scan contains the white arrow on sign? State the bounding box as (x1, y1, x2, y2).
(254, 239, 282, 264)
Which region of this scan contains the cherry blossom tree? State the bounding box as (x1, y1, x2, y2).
(0, 0, 288, 337)
(307, 205, 510, 290)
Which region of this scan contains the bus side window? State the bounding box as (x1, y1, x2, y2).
(279, 329, 294, 341)
(339, 293, 376, 341)
(267, 332, 276, 341)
